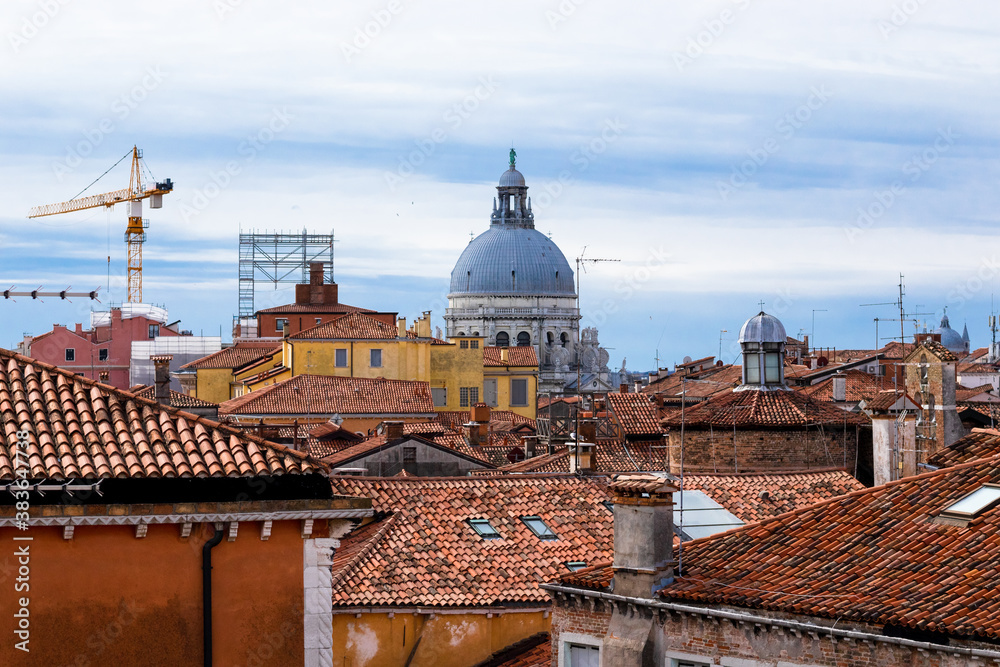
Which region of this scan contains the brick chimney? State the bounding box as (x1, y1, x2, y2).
(295, 262, 338, 306)
(609, 474, 677, 598)
(151, 355, 173, 406)
(619, 383, 628, 394)
(471, 402, 490, 424)
(568, 441, 596, 474)
(384, 421, 405, 440)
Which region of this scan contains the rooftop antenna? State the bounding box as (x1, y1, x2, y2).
(811, 309, 828, 349)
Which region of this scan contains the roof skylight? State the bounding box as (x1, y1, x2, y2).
(521, 515, 558, 540)
(942, 484, 1000, 519)
(468, 518, 500, 539)
(564, 561, 587, 572)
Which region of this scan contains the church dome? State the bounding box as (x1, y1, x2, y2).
(934, 314, 966, 354)
(739, 311, 787, 345)
(449, 226, 575, 296)
(499, 166, 526, 187)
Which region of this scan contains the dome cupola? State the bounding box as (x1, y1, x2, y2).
(736, 311, 788, 391)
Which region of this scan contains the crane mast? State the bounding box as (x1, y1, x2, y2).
(28, 146, 173, 303)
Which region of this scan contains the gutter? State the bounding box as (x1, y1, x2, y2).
(541, 584, 1000, 661)
(203, 525, 225, 667)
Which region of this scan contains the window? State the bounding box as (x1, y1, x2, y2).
(511, 378, 528, 407)
(470, 340, 479, 349)
(521, 515, 557, 540)
(315, 317, 322, 325)
(460, 386, 479, 408)
(148, 324, 159, 339)
(567, 644, 599, 667)
(602, 501, 614, 513)
(370, 349, 382, 368)
(564, 561, 587, 572)
(496, 331, 509, 347)
(403, 446, 416, 463)
(517, 331, 531, 347)
(335, 348, 348, 368)
(432, 387, 448, 407)
(98, 348, 108, 361)
(764, 351, 781, 383)
(744, 352, 760, 384)
(468, 518, 500, 539)
(673, 661, 710, 667)
(65, 348, 75, 362)
(460, 339, 469, 349)
(483, 379, 498, 407)
(942, 484, 1000, 519)
(275, 319, 288, 335)
(560, 332, 569, 347)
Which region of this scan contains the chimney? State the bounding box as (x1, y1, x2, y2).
(296, 262, 338, 306)
(99, 371, 109, 383)
(871, 407, 917, 485)
(310, 262, 323, 286)
(75, 323, 84, 335)
(619, 383, 628, 394)
(471, 402, 491, 424)
(384, 421, 405, 440)
(500, 347, 509, 363)
(416, 311, 432, 338)
(832, 373, 847, 403)
(151, 355, 173, 406)
(577, 417, 597, 444)
(397, 317, 407, 337)
(609, 474, 678, 598)
(468, 422, 487, 447)
(568, 441, 596, 474)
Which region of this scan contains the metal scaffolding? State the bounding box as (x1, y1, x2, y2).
(237, 229, 335, 317)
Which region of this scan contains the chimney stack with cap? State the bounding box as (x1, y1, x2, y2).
(384, 421, 405, 440)
(609, 473, 677, 598)
(151, 355, 173, 407)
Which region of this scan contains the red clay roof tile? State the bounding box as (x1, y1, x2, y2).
(218, 375, 436, 416)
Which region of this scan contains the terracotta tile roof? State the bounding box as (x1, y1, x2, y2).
(180, 342, 279, 370)
(908, 339, 958, 362)
(683, 469, 865, 523)
(559, 561, 614, 589)
(436, 410, 535, 431)
(479, 441, 670, 475)
(610, 473, 676, 494)
(797, 370, 897, 403)
(472, 633, 550, 667)
(0, 349, 323, 480)
(662, 388, 868, 428)
(606, 392, 662, 436)
(289, 312, 400, 340)
(329, 475, 614, 607)
(129, 385, 219, 409)
(309, 421, 364, 441)
(255, 302, 374, 314)
(864, 389, 920, 412)
(484, 346, 538, 367)
(927, 428, 1000, 468)
(956, 384, 996, 402)
(322, 434, 493, 468)
(958, 362, 998, 375)
(658, 455, 1000, 640)
(218, 375, 436, 417)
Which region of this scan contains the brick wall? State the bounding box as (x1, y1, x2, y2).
(549, 595, 610, 665)
(667, 426, 861, 474)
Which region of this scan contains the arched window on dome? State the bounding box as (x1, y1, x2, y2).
(496, 332, 510, 348)
(517, 332, 531, 347)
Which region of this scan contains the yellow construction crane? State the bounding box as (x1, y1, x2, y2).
(28, 146, 173, 303)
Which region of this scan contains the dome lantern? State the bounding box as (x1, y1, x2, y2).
(736, 311, 788, 391)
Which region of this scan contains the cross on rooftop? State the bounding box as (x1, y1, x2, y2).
(758, 299, 766, 311)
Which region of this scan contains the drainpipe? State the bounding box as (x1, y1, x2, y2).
(203, 524, 224, 667)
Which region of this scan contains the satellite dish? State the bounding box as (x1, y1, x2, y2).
(817, 356, 829, 368)
(683, 356, 693, 364)
(331, 413, 344, 425)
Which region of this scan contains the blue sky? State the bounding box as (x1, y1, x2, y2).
(2, 1, 999, 371)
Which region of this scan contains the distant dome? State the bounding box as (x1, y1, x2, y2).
(499, 166, 526, 187)
(934, 314, 967, 354)
(739, 311, 787, 345)
(449, 227, 575, 296)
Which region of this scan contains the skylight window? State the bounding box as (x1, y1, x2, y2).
(468, 518, 500, 539)
(521, 516, 558, 540)
(602, 501, 614, 513)
(564, 561, 587, 572)
(942, 484, 1000, 519)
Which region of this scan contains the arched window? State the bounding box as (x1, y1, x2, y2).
(496, 332, 509, 347)
(547, 332, 554, 345)
(517, 332, 531, 347)
(560, 332, 569, 347)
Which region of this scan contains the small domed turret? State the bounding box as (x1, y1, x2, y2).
(736, 311, 788, 391)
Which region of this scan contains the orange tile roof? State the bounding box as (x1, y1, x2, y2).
(662, 388, 868, 427)
(927, 428, 1000, 468)
(129, 384, 218, 409)
(484, 346, 539, 367)
(255, 302, 374, 314)
(473, 633, 550, 667)
(436, 410, 535, 431)
(329, 475, 614, 607)
(956, 384, 996, 402)
(797, 370, 897, 402)
(606, 392, 662, 436)
(289, 312, 400, 340)
(0, 349, 322, 480)
(908, 339, 958, 362)
(322, 433, 493, 468)
(219, 374, 436, 417)
(864, 389, 920, 412)
(659, 455, 1000, 640)
(958, 362, 997, 375)
(180, 342, 279, 370)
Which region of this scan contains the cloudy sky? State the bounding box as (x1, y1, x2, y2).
(1, 1, 998, 370)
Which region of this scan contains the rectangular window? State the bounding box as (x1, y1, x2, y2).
(744, 352, 760, 383)
(275, 319, 288, 334)
(148, 324, 159, 339)
(370, 349, 382, 368)
(432, 387, 448, 407)
(460, 339, 469, 349)
(98, 348, 108, 361)
(315, 317, 322, 325)
(511, 378, 528, 407)
(764, 352, 781, 383)
(673, 661, 710, 667)
(564, 561, 587, 572)
(567, 644, 599, 667)
(403, 446, 416, 463)
(335, 348, 348, 368)
(65, 348, 75, 362)
(469, 386, 479, 405)
(460, 387, 470, 408)
(468, 518, 500, 539)
(521, 515, 557, 540)
(470, 340, 479, 349)
(483, 379, 498, 407)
